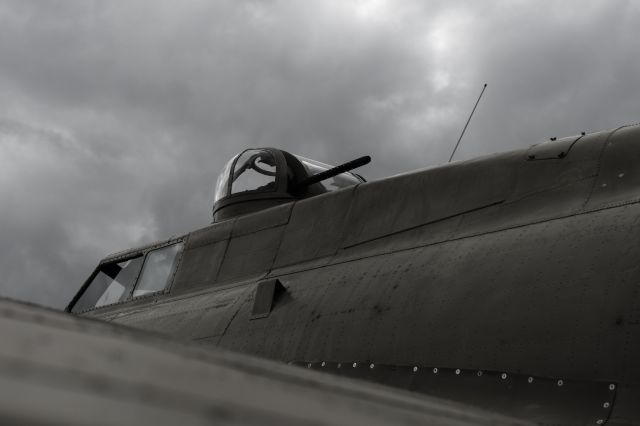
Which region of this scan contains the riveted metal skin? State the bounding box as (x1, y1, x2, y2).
(2, 299, 536, 426)
(293, 362, 616, 425)
(71, 124, 640, 425)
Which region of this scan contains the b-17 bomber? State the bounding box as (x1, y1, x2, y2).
(61, 124, 640, 425)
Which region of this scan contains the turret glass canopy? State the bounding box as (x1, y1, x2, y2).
(212, 148, 365, 221)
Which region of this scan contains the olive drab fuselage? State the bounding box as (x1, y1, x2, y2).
(69, 125, 640, 426)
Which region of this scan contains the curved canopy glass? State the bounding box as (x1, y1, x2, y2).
(294, 155, 363, 191)
(214, 149, 278, 205)
(212, 148, 366, 221)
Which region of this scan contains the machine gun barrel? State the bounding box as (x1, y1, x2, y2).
(295, 155, 371, 190)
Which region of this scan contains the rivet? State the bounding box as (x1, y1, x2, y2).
(601, 183, 608, 188)
(352, 362, 357, 368)
(455, 369, 461, 375)
(618, 173, 625, 178)
(412, 366, 418, 372)
(596, 420, 604, 425)
(477, 371, 483, 377)
(609, 384, 616, 391)
(528, 377, 534, 383)
(501, 373, 508, 380)
(433, 368, 439, 374)
(321, 361, 326, 367)
(337, 363, 342, 368)
(557, 379, 564, 387)
(603, 402, 610, 408)
(370, 363, 374, 369)
(307, 363, 312, 368)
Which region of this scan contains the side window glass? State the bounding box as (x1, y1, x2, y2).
(71, 256, 144, 313)
(132, 243, 183, 297)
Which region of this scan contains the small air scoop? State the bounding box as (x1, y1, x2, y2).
(212, 148, 369, 222)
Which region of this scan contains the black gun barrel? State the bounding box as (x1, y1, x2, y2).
(296, 155, 371, 190)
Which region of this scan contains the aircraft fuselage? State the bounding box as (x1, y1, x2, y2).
(73, 125, 640, 425)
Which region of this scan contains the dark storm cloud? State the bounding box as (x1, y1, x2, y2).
(460, 1, 640, 158)
(0, 0, 638, 307)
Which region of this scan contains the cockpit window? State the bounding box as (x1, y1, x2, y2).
(295, 155, 363, 191)
(133, 243, 183, 297)
(70, 241, 183, 313)
(72, 256, 144, 312)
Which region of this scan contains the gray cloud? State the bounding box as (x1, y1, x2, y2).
(0, 0, 639, 307)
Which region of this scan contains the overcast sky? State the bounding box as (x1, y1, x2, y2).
(1, 0, 639, 308)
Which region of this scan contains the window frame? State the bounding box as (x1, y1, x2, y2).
(67, 238, 185, 314)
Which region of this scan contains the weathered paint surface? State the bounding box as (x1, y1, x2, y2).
(77, 124, 640, 425)
(1, 298, 534, 425)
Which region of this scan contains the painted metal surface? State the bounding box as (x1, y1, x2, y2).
(295, 362, 616, 426)
(250, 278, 285, 319)
(1, 298, 535, 425)
(72, 124, 640, 425)
(526, 134, 583, 160)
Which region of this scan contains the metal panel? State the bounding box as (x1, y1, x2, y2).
(204, 204, 293, 284)
(171, 240, 228, 292)
(273, 187, 355, 268)
(298, 362, 616, 426)
(511, 131, 604, 201)
(216, 225, 286, 283)
(341, 152, 515, 248)
(170, 219, 235, 293)
(334, 213, 462, 263)
(112, 284, 251, 340)
(456, 177, 595, 237)
(609, 385, 640, 426)
(231, 202, 293, 237)
(586, 124, 640, 210)
(456, 130, 608, 239)
(186, 219, 235, 249)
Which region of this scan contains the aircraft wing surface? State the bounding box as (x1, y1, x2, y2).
(0, 297, 532, 426)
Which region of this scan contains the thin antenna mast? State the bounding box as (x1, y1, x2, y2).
(448, 83, 487, 163)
